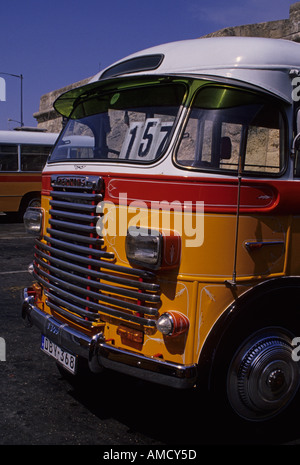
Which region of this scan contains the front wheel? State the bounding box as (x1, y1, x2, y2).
(209, 299, 300, 425)
(226, 327, 300, 421)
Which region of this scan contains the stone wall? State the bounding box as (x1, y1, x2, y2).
(203, 1, 300, 41)
(34, 2, 300, 133)
(33, 76, 91, 133)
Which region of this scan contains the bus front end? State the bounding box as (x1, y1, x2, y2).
(21, 75, 199, 389)
(22, 37, 300, 424)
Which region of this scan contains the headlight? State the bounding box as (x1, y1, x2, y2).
(23, 207, 43, 235)
(125, 227, 181, 270)
(156, 311, 190, 337)
(125, 227, 162, 269)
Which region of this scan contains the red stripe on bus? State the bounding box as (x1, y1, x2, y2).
(42, 171, 300, 214)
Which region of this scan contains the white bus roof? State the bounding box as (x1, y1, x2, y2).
(0, 130, 58, 145)
(94, 37, 300, 103)
(54, 37, 300, 117)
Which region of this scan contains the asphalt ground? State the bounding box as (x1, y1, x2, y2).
(0, 215, 300, 448)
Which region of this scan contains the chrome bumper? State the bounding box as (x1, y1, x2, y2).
(21, 287, 197, 389)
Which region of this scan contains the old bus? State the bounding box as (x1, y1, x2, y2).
(0, 129, 58, 219)
(22, 36, 300, 424)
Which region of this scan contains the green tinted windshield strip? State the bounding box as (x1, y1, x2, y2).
(54, 76, 188, 119)
(192, 85, 266, 109)
(70, 82, 186, 120)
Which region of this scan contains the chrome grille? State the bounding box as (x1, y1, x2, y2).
(33, 174, 161, 329)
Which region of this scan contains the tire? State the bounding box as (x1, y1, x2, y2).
(20, 195, 41, 221)
(209, 298, 300, 424)
(27, 197, 41, 208)
(226, 327, 299, 421)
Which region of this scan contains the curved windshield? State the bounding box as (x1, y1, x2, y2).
(49, 82, 186, 163)
(176, 86, 285, 176)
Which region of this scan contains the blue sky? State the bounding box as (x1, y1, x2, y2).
(0, 0, 297, 130)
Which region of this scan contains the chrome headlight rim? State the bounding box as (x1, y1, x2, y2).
(23, 207, 43, 236)
(125, 227, 163, 270)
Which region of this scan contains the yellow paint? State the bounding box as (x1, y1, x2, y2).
(37, 194, 292, 367)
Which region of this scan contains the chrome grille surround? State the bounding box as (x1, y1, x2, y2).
(33, 174, 161, 329)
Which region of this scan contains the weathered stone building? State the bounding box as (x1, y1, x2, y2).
(203, 1, 300, 41)
(33, 76, 91, 132)
(33, 1, 300, 133)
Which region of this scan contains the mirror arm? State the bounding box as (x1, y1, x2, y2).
(291, 133, 300, 156)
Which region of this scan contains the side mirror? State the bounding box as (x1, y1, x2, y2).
(294, 134, 300, 153)
(292, 108, 300, 176)
(292, 108, 300, 155)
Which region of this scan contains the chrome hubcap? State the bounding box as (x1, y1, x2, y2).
(227, 329, 300, 421)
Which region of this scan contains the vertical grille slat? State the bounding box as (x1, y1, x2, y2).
(34, 174, 161, 328)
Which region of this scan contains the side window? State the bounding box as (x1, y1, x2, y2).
(245, 126, 281, 173)
(0, 144, 18, 171)
(219, 122, 243, 171)
(57, 122, 95, 159)
(176, 86, 285, 176)
(21, 145, 52, 171)
(177, 118, 242, 170)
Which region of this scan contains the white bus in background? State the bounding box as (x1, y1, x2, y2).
(0, 129, 58, 219)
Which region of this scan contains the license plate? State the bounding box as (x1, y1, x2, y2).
(41, 335, 77, 374)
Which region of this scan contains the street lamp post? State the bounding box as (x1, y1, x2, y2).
(0, 72, 23, 127)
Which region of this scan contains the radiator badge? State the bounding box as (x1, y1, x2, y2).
(51, 174, 103, 191)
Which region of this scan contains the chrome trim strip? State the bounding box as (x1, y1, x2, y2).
(51, 191, 102, 202)
(244, 240, 285, 252)
(34, 256, 160, 302)
(44, 235, 114, 259)
(34, 249, 159, 291)
(21, 288, 197, 389)
(34, 266, 159, 315)
(35, 239, 156, 279)
(50, 199, 98, 212)
(34, 272, 158, 326)
(35, 251, 157, 294)
(46, 299, 94, 328)
(46, 228, 104, 245)
(43, 288, 101, 321)
(50, 208, 99, 223)
(49, 218, 96, 233)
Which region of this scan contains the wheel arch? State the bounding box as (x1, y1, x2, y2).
(19, 191, 41, 212)
(198, 276, 300, 389)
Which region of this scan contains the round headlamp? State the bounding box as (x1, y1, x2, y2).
(156, 311, 189, 337)
(23, 207, 43, 236)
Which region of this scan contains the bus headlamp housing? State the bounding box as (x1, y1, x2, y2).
(125, 228, 162, 270)
(156, 311, 190, 337)
(23, 207, 43, 236)
(125, 227, 181, 270)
